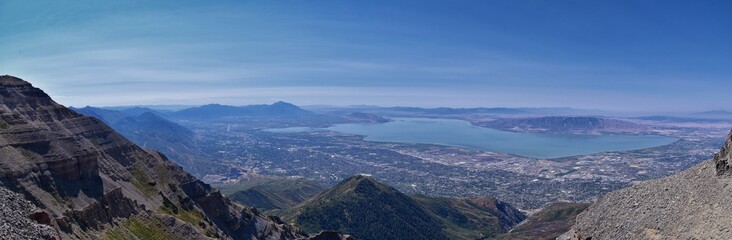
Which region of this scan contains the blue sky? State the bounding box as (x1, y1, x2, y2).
(1, 0, 730, 112)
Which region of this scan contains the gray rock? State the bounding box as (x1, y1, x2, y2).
(0, 75, 306, 239)
(0, 185, 59, 239)
(561, 130, 732, 239)
(714, 130, 732, 176)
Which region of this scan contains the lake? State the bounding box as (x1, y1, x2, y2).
(266, 117, 678, 159)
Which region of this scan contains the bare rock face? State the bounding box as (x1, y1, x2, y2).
(560, 129, 732, 240)
(179, 179, 303, 240)
(714, 130, 732, 176)
(0, 75, 303, 239)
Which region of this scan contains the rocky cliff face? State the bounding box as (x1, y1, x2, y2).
(560, 130, 732, 239)
(714, 131, 732, 176)
(0, 75, 303, 239)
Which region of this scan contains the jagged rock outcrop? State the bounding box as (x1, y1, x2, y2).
(0, 75, 303, 239)
(714, 131, 732, 176)
(559, 130, 732, 239)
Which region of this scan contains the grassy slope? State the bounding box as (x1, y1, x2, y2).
(412, 195, 508, 240)
(283, 176, 449, 240)
(497, 202, 590, 240)
(216, 178, 325, 211)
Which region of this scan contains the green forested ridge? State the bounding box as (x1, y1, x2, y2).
(224, 178, 325, 211)
(282, 175, 527, 240)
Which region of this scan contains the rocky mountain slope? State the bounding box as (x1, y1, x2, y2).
(0, 75, 303, 239)
(560, 130, 732, 239)
(281, 175, 525, 240)
(0, 185, 58, 239)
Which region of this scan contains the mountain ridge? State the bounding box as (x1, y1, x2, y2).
(284, 175, 450, 240)
(282, 175, 526, 240)
(0, 75, 304, 239)
(71, 106, 226, 177)
(172, 102, 312, 120)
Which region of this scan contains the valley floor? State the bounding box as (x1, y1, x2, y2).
(193, 123, 723, 209)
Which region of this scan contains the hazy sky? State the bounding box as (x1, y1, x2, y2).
(1, 0, 730, 111)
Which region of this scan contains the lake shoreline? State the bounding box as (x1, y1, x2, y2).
(265, 117, 678, 159)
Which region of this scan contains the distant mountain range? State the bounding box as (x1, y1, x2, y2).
(171, 101, 313, 120)
(103, 105, 195, 112)
(307, 106, 607, 117)
(71, 106, 226, 176)
(72, 106, 188, 137)
(478, 116, 652, 135)
(695, 110, 732, 115)
(388, 106, 531, 115)
(160, 101, 368, 128)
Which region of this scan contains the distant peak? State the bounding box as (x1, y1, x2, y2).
(343, 174, 376, 183)
(272, 101, 297, 107)
(137, 111, 161, 119)
(201, 103, 225, 107)
(337, 175, 389, 193)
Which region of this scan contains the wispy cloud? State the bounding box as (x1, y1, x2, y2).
(1, 1, 730, 111)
